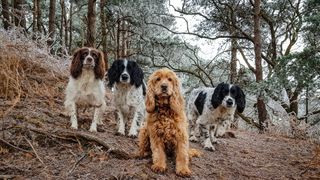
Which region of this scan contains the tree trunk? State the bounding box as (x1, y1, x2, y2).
(305, 86, 309, 123)
(286, 82, 302, 117)
(1, 0, 10, 29)
(253, 0, 268, 132)
(125, 21, 129, 57)
(289, 87, 301, 116)
(116, 18, 120, 59)
(68, 1, 73, 52)
(289, 92, 299, 116)
(13, 0, 26, 29)
(100, 0, 108, 69)
(48, 0, 56, 47)
(230, 37, 237, 84)
(121, 20, 126, 58)
(64, 2, 68, 50)
(36, 0, 41, 33)
(32, 0, 37, 32)
(60, 0, 65, 49)
(81, 18, 85, 47)
(230, 7, 237, 84)
(230, 36, 238, 128)
(86, 0, 96, 47)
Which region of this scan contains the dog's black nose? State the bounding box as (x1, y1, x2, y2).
(226, 99, 233, 106)
(86, 57, 93, 63)
(121, 74, 129, 80)
(161, 84, 167, 92)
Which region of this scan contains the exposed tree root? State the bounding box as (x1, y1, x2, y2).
(21, 126, 132, 160)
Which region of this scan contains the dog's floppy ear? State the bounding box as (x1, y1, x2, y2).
(145, 77, 156, 113)
(211, 82, 225, 109)
(235, 85, 246, 113)
(107, 60, 121, 88)
(70, 48, 83, 79)
(129, 61, 144, 88)
(169, 73, 184, 113)
(142, 81, 146, 96)
(94, 50, 106, 80)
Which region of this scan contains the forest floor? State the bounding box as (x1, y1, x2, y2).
(0, 41, 320, 179)
(1, 86, 320, 180)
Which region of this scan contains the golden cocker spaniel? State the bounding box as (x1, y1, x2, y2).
(137, 68, 200, 177)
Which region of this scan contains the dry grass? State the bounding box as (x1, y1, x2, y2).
(0, 28, 68, 118)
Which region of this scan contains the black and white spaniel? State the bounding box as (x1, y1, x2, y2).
(187, 82, 246, 151)
(107, 59, 145, 137)
(64, 47, 106, 132)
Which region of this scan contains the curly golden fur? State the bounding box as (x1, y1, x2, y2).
(137, 68, 200, 177)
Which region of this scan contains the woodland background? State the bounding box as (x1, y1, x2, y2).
(0, 0, 319, 136)
(0, 0, 320, 179)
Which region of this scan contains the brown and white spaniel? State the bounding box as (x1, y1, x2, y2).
(64, 47, 106, 132)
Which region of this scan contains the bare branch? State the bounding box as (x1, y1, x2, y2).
(237, 112, 260, 129)
(238, 45, 256, 74)
(168, 0, 211, 21)
(0, 138, 32, 153)
(144, 19, 251, 41)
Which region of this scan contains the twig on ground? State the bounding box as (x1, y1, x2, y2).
(47, 136, 73, 148)
(69, 149, 77, 157)
(107, 148, 132, 160)
(0, 125, 17, 132)
(0, 175, 18, 179)
(0, 138, 32, 153)
(68, 153, 87, 174)
(75, 137, 84, 152)
(22, 126, 77, 142)
(23, 136, 46, 167)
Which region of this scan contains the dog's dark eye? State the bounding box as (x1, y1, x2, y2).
(81, 52, 88, 59)
(224, 88, 229, 93)
(92, 54, 98, 59)
(168, 78, 172, 81)
(156, 77, 161, 82)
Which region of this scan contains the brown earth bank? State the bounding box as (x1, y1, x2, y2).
(1, 90, 319, 180)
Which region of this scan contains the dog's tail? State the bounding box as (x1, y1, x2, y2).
(189, 148, 202, 158)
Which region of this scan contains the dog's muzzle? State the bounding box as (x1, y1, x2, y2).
(161, 84, 168, 93)
(120, 73, 129, 82)
(226, 99, 233, 107)
(83, 57, 95, 68)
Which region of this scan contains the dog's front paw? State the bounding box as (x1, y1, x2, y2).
(128, 133, 137, 138)
(189, 135, 199, 142)
(116, 127, 125, 136)
(204, 145, 215, 151)
(89, 127, 97, 132)
(89, 122, 98, 132)
(176, 167, 191, 177)
(115, 131, 125, 136)
(128, 130, 138, 138)
(204, 138, 215, 151)
(151, 164, 166, 173)
(70, 125, 78, 130)
(70, 116, 78, 130)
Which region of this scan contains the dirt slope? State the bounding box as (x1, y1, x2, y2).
(1, 87, 319, 180)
